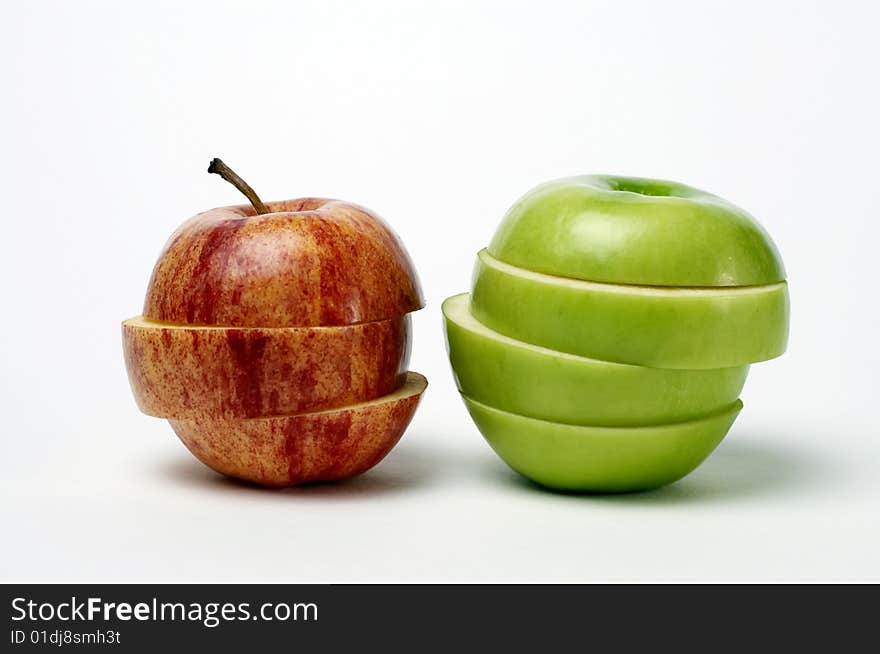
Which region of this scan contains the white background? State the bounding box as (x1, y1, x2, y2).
(1, 0, 878, 582)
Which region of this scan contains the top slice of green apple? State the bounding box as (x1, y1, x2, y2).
(488, 175, 786, 287)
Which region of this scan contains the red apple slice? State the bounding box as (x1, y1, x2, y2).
(167, 372, 427, 487)
(143, 199, 424, 327)
(122, 315, 411, 419)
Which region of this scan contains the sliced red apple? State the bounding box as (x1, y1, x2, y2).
(168, 372, 427, 487)
(122, 315, 411, 419)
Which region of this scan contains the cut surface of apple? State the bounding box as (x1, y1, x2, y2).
(489, 175, 786, 287)
(471, 249, 789, 369)
(123, 315, 411, 419)
(463, 395, 741, 492)
(169, 372, 427, 487)
(443, 293, 748, 426)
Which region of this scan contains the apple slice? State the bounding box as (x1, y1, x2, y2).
(489, 175, 786, 287)
(463, 395, 742, 492)
(168, 372, 427, 487)
(123, 315, 410, 419)
(443, 293, 748, 426)
(143, 198, 423, 328)
(472, 249, 789, 369)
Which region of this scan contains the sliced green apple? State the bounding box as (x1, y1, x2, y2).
(489, 175, 786, 287)
(463, 395, 742, 492)
(471, 249, 789, 369)
(443, 293, 748, 426)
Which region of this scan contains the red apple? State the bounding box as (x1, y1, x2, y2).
(122, 159, 426, 485)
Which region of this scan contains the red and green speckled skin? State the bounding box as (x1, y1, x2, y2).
(122, 315, 411, 419)
(143, 199, 424, 327)
(168, 373, 427, 487)
(123, 198, 425, 486)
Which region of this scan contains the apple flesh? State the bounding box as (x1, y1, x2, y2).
(144, 199, 424, 327)
(123, 315, 410, 419)
(463, 395, 742, 492)
(471, 249, 789, 369)
(169, 372, 427, 487)
(443, 293, 747, 426)
(489, 175, 786, 287)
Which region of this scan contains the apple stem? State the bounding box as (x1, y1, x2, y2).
(207, 158, 270, 214)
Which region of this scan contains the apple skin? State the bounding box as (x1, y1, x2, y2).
(143, 199, 423, 327)
(489, 175, 785, 287)
(125, 195, 426, 485)
(168, 372, 427, 487)
(443, 294, 747, 426)
(122, 315, 410, 419)
(463, 395, 741, 492)
(471, 249, 789, 369)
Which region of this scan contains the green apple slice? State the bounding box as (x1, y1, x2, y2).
(463, 395, 742, 492)
(489, 175, 786, 287)
(443, 293, 748, 426)
(471, 249, 789, 369)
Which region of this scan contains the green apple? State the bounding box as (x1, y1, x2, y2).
(463, 395, 742, 492)
(489, 175, 785, 287)
(443, 293, 748, 426)
(471, 249, 789, 369)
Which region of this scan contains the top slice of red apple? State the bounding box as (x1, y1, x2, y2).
(143, 198, 424, 327)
